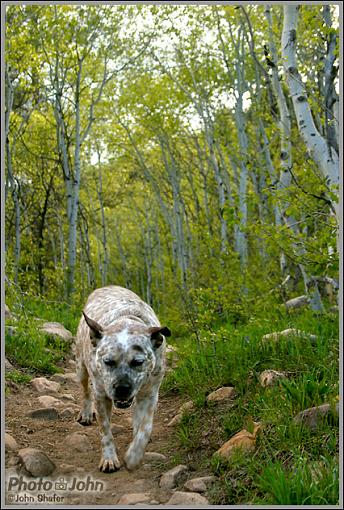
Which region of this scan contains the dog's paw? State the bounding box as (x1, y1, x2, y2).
(77, 410, 96, 426)
(124, 448, 143, 471)
(99, 456, 121, 473)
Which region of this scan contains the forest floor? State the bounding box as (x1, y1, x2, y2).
(5, 301, 340, 506)
(5, 357, 210, 506)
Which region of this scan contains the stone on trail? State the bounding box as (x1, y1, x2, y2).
(29, 407, 59, 420)
(38, 395, 64, 408)
(18, 448, 56, 477)
(159, 464, 188, 490)
(215, 423, 261, 460)
(167, 491, 209, 505)
(117, 493, 151, 505)
(259, 370, 286, 388)
(68, 359, 76, 369)
(143, 451, 167, 462)
(293, 403, 339, 431)
(65, 432, 92, 452)
(51, 372, 78, 384)
(179, 401, 194, 413)
(40, 321, 73, 341)
(111, 424, 125, 435)
(5, 433, 18, 451)
(184, 476, 216, 493)
(206, 386, 236, 402)
(60, 407, 78, 419)
(59, 463, 75, 474)
(167, 413, 183, 427)
(31, 377, 60, 395)
(60, 393, 75, 401)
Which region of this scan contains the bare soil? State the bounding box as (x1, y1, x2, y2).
(5, 364, 196, 506)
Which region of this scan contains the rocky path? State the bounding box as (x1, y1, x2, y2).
(5, 361, 212, 506)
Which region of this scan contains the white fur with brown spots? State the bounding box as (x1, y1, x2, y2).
(75, 285, 171, 472)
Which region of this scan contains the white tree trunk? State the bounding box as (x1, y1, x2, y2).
(282, 6, 339, 224)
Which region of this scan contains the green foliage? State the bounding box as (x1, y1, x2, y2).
(5, 6, 339, 504)
(5, 284, 74, 374)
(256, 455, 339, 505)
(165, 308, 339, 505)
(5, 370, 32, 385)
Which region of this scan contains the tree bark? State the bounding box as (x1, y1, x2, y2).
(282, 5, 339, 226)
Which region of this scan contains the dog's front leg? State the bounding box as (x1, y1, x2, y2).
(95, 391, 121, 472)
(124, 383, 160, 470)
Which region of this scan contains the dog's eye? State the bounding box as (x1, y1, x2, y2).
(130, 358, 144, 368)
(104, 359, 117, 367)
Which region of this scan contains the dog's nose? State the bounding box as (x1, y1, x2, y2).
(114, 384, 132, 400)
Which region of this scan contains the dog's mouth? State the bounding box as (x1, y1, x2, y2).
(114, 397, 134, 409)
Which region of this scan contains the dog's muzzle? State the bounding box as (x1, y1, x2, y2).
(113, 383, 134, 409)
(114, 396, 134, 409)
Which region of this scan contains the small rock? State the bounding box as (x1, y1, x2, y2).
(60, 407, 78, 418)
(31, 377, 60, 395)
(40, 322, 73, 341)
(5, 304, 13, 320)
(63, 372, 78, 383)
(51, 372, 78, 384)
(179, 401, 194, 413)
(5, 358, 14, 372)
(259, 370, 286, 388)
(167, 491, 209, 505)
(65, 433, 92, 452)
(59, 463, 75, 474)
(18, 448, 56, 477)
(262, 328, 317, 342)
(215, 423, 261, 460)
(285, 295, 310, 309)
(144, 452, 167, 462)
(207, 386, 236, 402)
(167, 413, 183, 427)
(111, 424, 125, 434)
(29, 407, 59, 420)
(293, 403, 339, 431)
(5, 433, 18, 451)
(159, 464, 188, 490)
(60, 393, 75, 401)
(117, 493, 151, 505)
(38, 395, 64, 407)
(184, 476, 216, 493)
(68, 359, 76, 369)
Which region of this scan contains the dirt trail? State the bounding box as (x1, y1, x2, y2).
(5, 363, 192, 506)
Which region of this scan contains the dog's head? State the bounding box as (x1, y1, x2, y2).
(83, 312, 171, 409)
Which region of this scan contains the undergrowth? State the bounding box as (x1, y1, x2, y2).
(162, 307, 339, 505)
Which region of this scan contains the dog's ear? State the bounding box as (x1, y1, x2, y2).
(83, 311, 104, 346)
(148, 326, 171, 349)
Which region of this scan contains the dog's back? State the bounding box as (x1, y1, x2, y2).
(76, 285, 160, 358)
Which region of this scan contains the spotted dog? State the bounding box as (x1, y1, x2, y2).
(75, 285, 171, 472)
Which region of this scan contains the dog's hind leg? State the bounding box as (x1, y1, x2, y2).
(124, 381, 161, 470)
(95, 391, 121, 472)
(76, 361, 95, 425)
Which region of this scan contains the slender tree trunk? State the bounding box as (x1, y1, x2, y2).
(282, 5, 339, 227)
(96, 149, 108, 286)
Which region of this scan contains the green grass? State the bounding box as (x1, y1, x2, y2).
(5, 281, 81, 376)
(5, 317, 70, 374)
(5, 292, 77, 375)
(162, 308, 339, 505)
